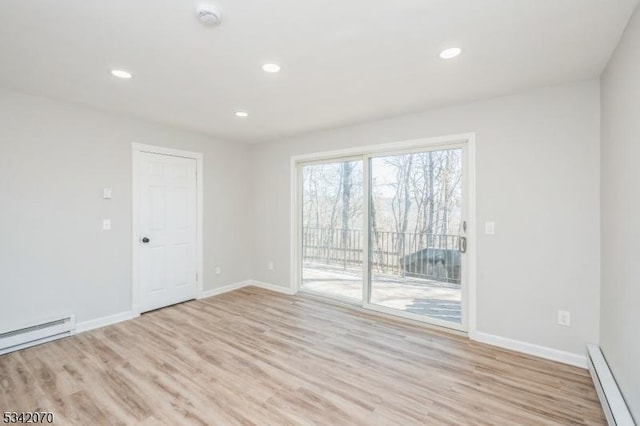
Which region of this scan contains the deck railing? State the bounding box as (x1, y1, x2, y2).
(302, 227, 461, 284)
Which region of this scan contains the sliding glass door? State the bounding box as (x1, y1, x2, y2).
(301, 159, 364, 301)
(367, 148, 465, 327)
(298, 142, 468, 331)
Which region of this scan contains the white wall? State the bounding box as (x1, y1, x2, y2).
(600, 4, 640, 420)
(0, 88, 252, 329)
(250, 80, 601, 357)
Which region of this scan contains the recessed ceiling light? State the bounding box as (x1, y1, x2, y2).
(235, 111, 249, 118)
(262, 63, 281, 73)
(440, 47, 462, 59)
(111, 69, 132, 79)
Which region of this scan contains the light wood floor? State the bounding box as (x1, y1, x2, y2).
(0, 287, 604, 425)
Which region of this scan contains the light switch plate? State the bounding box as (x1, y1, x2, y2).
(103, 188, 113, 199)
(215, 267, 222, 275)
(102, 219, 111, 230)
(558, 310, 571, 327)
(485, 221, 495, 235)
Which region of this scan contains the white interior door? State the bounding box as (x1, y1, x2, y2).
(138, 152, 197, 312)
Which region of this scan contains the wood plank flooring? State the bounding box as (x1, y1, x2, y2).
(0, 287, 605, 425)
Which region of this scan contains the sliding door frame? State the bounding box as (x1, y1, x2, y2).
(364, 142, 469, 332)
(295, 154, 366, 306)
(290, 133, 477, 335)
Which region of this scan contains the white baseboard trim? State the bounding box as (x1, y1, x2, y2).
(197, 280, 252, 299)
(471, 331, 587, 368)
(76, 311, 139, 333)
(249, 280, 297, 295)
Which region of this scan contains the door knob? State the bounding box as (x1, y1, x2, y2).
(141, 237, 150, 243)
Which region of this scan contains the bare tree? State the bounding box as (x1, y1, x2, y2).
(341, 162, 353, 268)
(302, 149, 462, 276)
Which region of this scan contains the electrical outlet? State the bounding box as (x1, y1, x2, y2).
(268, 261, 274, 270)
(215, 266, 222, 275)
(558, 310, 571, 327)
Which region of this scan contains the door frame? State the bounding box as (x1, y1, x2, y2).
(131, 143, 204, 315)
(290, 133, 477, 335)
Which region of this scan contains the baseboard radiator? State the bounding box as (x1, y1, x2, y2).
(587, 344, 635, 425)
(0, 315, 75, 356)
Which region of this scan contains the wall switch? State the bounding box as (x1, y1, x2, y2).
(268, 261, 274, 270)
(102, 219, 111, 230)
(215, 267, 222, 275)
(103, 188, 113, 199)
(485, 221, 495, 235)
(558, 310, 571, 327)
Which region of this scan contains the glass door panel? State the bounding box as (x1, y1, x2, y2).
(301, 160, 363, 301)
(368, 148, 464, 325)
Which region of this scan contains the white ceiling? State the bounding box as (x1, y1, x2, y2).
(0, 0, 637, 143)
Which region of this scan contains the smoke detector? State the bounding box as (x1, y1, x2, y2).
(197, 4, 221, 25)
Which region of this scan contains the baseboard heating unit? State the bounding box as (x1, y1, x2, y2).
(586, 344, 635, 425)
(0, 314, 75, 356)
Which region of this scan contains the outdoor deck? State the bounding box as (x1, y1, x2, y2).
(302, 263, 461, 323)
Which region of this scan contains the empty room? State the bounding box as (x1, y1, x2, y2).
(1, 1, 639, 425)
